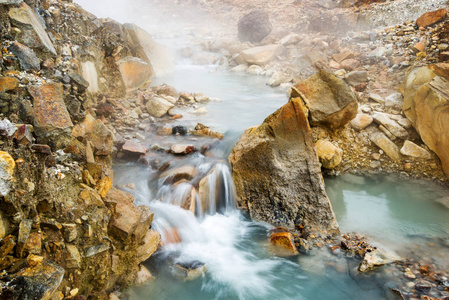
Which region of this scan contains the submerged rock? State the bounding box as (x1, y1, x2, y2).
(292, 70, 358, 130)
(229, 97, 339, 233)
(269, 231, 299, 256)
(173, 261, 206, 281)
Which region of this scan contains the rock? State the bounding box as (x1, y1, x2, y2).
(28, 83, 73, 149)
(134, 265, 153, 286)
(85, 243, 110, 258)
(316, 140, 343, 169)
(67, 71, 90, 93)
(268, 72, 292, 87)
(160, 165, 196, 182)
(65, 245, 81, 269)
(344, 71, 368, 86)
(350, 114, 373, 131)
(400, 140, 432, 159)
(401, 64, 449, 176)
(229, 97, 339, 233)
(172, 125, 187, 136)
(358, 249, 401, 272)
(0, 119, 17, 137)
(369, 129, 402, 161)
(0, 235, 16, 258)
(173, 261, 206, 280)
(81, 61, 99, 93)
(8, 42, 40, 71)
(9, 3, 56, 55)
(373, 113, 408, 139)
(0, 0, 23, 3)
(117, 57, 153, 91)
(416, 8, 447, 29)
(72, 113, 113, 155)
(145, 96, 175, 118)
(340, 59, 360, 71)
(269, 232, 299, 256)
(62, 224, 77, 243)
(385, 92, 403, 109)
(292, 69, 358, 129)
(191, 123, 224, 140)
(368, 93, 385, 104)
(0, 77, 18, 92)
(122, 140, 147, 155)
(22, 232, 42, 256)
(240, 44, 281, 66)
(0, 151, 15, 196)
(109, 196, 140, 239)
(237, 10, 272, 43)
(333, 51, 355, 64)
(192, 107, 207, 114)
(246, 65, 264, 75)
(0, 212, 8, 239)
(136, 229, 160, 263)
(123, 23, 174, 76)
(170, 144, 195, 155)
(0, 255, 64, 300)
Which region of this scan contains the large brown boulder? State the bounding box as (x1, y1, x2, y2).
(401, 64, 449, 177)
(229, 97, 339, 234)
(291, 70, 358, 130)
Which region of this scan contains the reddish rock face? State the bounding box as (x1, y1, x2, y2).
(416, 8, 448, 29)
(28, 83, 73, 148)
(0, 77, 18, 92)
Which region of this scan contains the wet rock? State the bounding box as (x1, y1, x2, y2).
(122, 140, 147, 155)
(28, 83, 73, 149)
(350, 114, 373, 131)
(316, 140, 343, 169)
(240, 44, 281, 66)
(160, 165, 196, 182)
(269, 232, 299, 256)
(0, 77, 18, 92)
(416, 8, 447, 29)
(172, 125, 187, 136)
(135, 229, 160, 263)
(400, 140, 432, 159)
(369, 129, 402, 161)
(191, 123, 224, 140)
(9, 3, 56, 55)
(0, 151, 15, 196)
(134, 264, 153, 286)
(237, 10, 272, 43)
(229, 97, 339, 233)
(358, 248, 401, 272)
(65, 245, 81, 269)
(117, 57, 153, 91)
(173, 261, 206, 281)
(8, 42, 40, 71)
(373, 113, 408, 139)
(0, 255, 64, 300)
(170, 144, 195, 155)
(401, 65, 449, 177)
(145, 96, 175, 118)
(292, 70, 358, 129)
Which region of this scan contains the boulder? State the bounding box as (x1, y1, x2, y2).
(0, 255, 64, 300)
(269, 232, 299, 256)
(160, 165, 197, 182)
(316, 140, 343, 169)
(416, 8, 447, 29)
(0, 151, 15, 197)
(9, 3, 56, 55)
(8, 42, 40, 71)
(134, 265, 153, 286)
(400, 140, 432, 159)
(237, 10, 272, 43)
(401, 64, 449, 177)
(292, 70, 358, 129)
(229, 97, 339, 233)
(117, 57, 153, 91)
(240, 44, 281, 66)
(145, 96, 175, 118)
(350, 114, 373, 131)
(123, 23, 174, 76)
(28, 83, 73, 149)
(136, 229, 160, 263)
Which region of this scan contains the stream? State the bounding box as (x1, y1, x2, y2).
(72, 1, 449, 298)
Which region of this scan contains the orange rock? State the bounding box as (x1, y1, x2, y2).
(0, 77, 18, 92)
(171, 114, 183, 120)
(269, 232, 299, 255)
(416, 8, 448, 29)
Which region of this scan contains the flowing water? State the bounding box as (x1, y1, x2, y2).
(111, 64, 449, 299)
